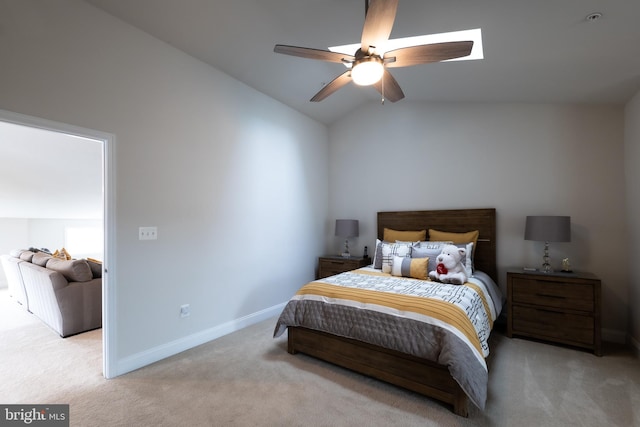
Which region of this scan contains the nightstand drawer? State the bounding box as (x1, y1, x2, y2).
(511, 277, 594, 312)
(322, 259, 358, 269)
(317, 256, 370, 279)
(512, 306, 594, 345)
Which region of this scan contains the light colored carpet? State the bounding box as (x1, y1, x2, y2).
(1, 289, 638, 426)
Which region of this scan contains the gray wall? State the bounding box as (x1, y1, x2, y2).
(624, 91, 640, 349)
(0, 0, 329, 373)
(327, 101, 629, 341)
(0, 219, 28, 289)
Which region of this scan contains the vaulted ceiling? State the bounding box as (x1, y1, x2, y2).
(3, 1, 640, 220)
(84, 0, 640, 124)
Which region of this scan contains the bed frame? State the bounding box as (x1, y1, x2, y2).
(287, 208, 497, 417)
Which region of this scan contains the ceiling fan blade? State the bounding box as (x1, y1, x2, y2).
(310, 71, 352, 102)
(374, 69, 404, 102)
(274, 45, 354, 63)
(361, 0, 398, 53)
(385, 41, 474, 68)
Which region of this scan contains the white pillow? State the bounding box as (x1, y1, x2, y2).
(457, 242, 474, 277)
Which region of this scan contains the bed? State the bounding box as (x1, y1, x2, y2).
(274, 208, 501, 416)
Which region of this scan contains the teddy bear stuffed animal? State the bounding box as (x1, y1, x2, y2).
(428, 244, 469, 285)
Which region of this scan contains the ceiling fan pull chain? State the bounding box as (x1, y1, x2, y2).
(381, 72, 385, 104)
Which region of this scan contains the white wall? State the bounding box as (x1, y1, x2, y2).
(28, 218, 103, 260)
(0, 121, 103, 220)
(0, 218, 28, 288)
(0, 218, 102, 288)
(328, 101, 628, 338)
(624, 90, 640, 348)
(0, 0, 329, 373)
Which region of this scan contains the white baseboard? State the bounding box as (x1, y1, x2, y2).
(111, 309, 639, 377)
(114, 302, 287, 377)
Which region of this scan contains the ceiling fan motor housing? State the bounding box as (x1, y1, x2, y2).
(351, 50, 384, 86)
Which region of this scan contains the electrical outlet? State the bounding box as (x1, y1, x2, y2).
(139, 226, 158, 240)
(180, 304, 190, 318)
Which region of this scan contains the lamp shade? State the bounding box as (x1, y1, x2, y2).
(524, 216, 571, 242)
(335, 219, 359, 238)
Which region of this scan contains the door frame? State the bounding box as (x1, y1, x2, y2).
(0, 109, 116, 378)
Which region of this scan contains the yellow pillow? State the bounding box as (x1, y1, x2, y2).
(429, 229, 479, 255)
(391, 256, 429, 280)
(52, 248, 72, 260)
(383, 228, 426, 242)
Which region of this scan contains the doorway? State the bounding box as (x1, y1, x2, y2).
(0, 109, 114, 377)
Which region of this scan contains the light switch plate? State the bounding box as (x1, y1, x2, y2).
(139, 226, 158, 240)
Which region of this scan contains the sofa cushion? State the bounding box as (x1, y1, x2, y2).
(19, 251, 36, 262)
(32, 252, 52, 266)
(86, 258, 102, 279)
(46, 258, 93, 282)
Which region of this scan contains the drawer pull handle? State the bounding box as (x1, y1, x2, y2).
(536, 294, 565, 299)
(537, 308, 561, 314)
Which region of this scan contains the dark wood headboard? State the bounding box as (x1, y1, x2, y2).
(377, 208, 497, 282)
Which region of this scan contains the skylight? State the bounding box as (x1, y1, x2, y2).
(329, 28, 483, 66)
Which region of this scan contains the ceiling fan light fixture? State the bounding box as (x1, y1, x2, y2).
(351, 57, 384, 86)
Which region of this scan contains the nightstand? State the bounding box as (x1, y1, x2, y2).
(317, 256, 370, 279)
(507, 269, 602, 356)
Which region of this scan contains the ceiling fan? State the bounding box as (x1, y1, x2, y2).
(274, 0, 473, 103)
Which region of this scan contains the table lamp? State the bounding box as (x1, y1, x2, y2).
(525, 215, 571, 273)
(335, 219, 359, 258)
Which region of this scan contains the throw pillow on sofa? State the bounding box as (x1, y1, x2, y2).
(19, 251, 36, 262)
(52, 248, 72, 260)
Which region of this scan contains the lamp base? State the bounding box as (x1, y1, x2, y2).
(541, 241, 553, 273)
(341, 239, 351, 258)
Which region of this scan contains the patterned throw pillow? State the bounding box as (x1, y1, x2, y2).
(456, 242, 474, 277)
(381, 242, 412, 273)
(391, 256, 429, 280)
